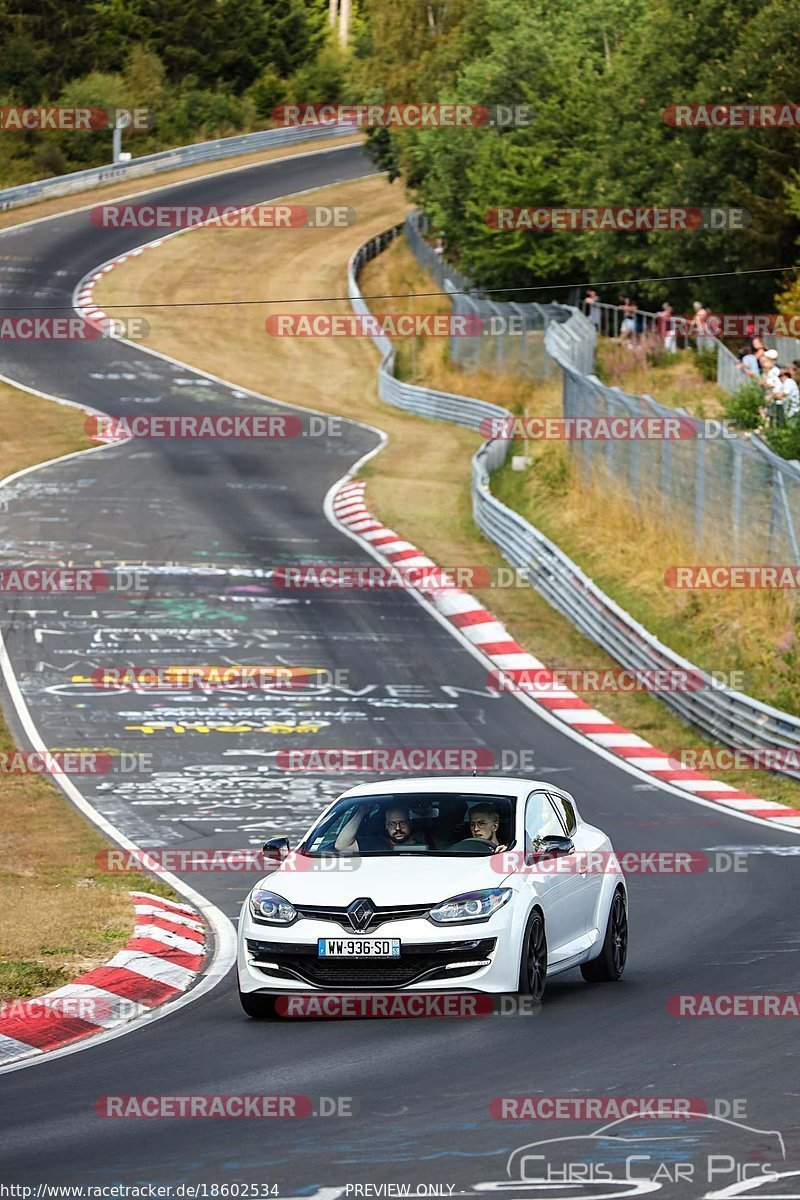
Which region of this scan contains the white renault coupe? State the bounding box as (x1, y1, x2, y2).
(236, 776, 628, 1017)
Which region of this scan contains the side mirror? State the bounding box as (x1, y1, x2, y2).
(263, 836, 291, 860)
(539, 836, 574, 857)
(525, 835, 574, 864)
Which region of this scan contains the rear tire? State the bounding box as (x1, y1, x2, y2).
(518, 910, 547, 1002)
(581, 888, 627, 982)
(238, 986, 279, 1019)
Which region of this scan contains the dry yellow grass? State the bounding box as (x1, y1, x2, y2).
(0, 384, 176, 1000)
(0, 386, 90, 476)
(93, 175, 800, 809)
(596, 339, 725, 416)
(494, 447, 797, 704)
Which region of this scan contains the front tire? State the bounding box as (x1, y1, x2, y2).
(581, 888, 627, 982)
(518, 910, 547, 1002)
(239, 985, 279, 1019)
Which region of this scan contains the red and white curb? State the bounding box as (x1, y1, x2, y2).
(0, 891, 206, 1066)
(332, 478, 800, 829)
(76, 243, 162, 443)
(77, 244, 156, 344)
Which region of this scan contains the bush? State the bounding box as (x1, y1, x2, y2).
(284, 46, 346, 106)
(645, 347, 679, 369)
(245, 65, 286, 122)
(763, 417, 800, 462)
(694, 346, 717, 380)
(31, 142, 68, 177)
(720, 380, 764, 431)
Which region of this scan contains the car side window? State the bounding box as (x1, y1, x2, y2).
(550, 793, 576, 835)
(524, 790, 566, 844)
(307, 803, 365, 851)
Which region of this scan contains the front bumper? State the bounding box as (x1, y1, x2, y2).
(237, 912, 521, 993)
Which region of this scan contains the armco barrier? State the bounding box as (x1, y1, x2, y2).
(348, 224, 800, 780)
(349, 228, 511, 434)
(0, 122, 355, 213)
(403, 214, 800, 565)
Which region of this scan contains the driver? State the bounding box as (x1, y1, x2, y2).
(467, 805, 507, 851)
(334, 804, 425, 852)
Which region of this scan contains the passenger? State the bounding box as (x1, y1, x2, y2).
(334, 804, 425, 852)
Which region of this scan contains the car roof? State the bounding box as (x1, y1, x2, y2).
(339, 776, 556, 800)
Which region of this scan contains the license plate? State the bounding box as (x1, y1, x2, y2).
(317, 938, 401, 958)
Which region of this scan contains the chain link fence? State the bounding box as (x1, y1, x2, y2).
(404, 212, 568, 380)
(349, 227, 511, 434)
(405, 209, 800, 563)
(405, 221, 795, 400)
(349, 223, 800, 782)
(545, 324, 800, 563)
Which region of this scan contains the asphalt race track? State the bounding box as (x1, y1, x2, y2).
(0, 142, 799, 1198)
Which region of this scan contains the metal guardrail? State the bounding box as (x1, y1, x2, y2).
(0, 122, 355, 213)
(401, 212, 800, 563)
(348, 222, 800, 778)
(544, 317, 800, 565)
(404, 211, 568, 380)
(349, 229, 511, 434)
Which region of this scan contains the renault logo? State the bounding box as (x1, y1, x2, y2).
(347, 898, 375, 932)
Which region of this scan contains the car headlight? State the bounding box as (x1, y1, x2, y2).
(429, 888, 511, 924)
(249, 889, 296, 924)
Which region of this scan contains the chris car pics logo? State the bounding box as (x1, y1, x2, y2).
(470, 1113, 790, 1198)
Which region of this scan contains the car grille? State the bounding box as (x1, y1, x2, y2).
(246, 938, 496, 989)
(291, 902, 432, 933)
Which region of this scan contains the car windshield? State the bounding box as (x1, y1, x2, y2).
(301, 792, 516, 857)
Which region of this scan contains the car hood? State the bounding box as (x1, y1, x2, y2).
(253, 852, 510, 907)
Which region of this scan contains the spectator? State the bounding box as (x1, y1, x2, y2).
(657, 301, 676, 353)
(584, 288, 602, 332)
(760, 347, 782, 397)
(779, 366, 800, 418)
(617, 295, 632, 340)
(433, 234, 445, 258)
(692, 300, 714, 352)
(634, 301, 646, 340)
(737, 346, 761, 379)
(620, 298, 637, 343)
